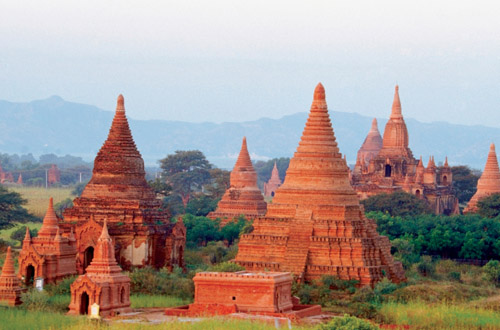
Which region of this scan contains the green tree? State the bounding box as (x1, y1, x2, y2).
(10, 226, 38, 243)
(0, 185, 38, 230)
(477, 193, 500, 218)
(148, 178, 172, 197)
(182, 214, 221, 246)
(185, 194, 218, 216)
(71, 182, 87, 197)
(203, 168, 230, 200)
(159, 150, 212, 207)
(361, 191, 431, 217)
(451, 165, 480, 203)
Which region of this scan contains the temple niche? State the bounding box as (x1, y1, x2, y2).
(208, 137, 267, 226)
(263, 162, 282, 197)
(351, 86, 459, 215)
(464, 143, 500, 214)
(234, 83, 405, 286)
(60, 95, 186, 273)
(18, 198, 77, 285)
(68, 221, 131, 316)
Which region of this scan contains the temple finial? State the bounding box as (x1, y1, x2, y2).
(116, 94, 125, 112)
(313, 83, 325, 101)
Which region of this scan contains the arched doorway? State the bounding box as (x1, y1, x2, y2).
(25, 265, 35, 285)
(385, 165, 392, 177)
(80, 292, 89, 315)
(271, 191, 275, 197)
(83, 247, 94, 273)
(415, 190, 421, 198)
(442, 175, 448, 185)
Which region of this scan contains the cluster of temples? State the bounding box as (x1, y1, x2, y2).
(14, 95, 186, 294)
(351, 86, 459, 215)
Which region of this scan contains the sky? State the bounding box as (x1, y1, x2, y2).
(1, 0, 499, 127)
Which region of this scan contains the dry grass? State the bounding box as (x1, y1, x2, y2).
(9, 186, 74, 218)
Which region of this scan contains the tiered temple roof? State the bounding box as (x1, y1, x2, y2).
(208, 137, 267, 225)
(234, 83, 405, 286)
(464, 143, 500, 213)
(357, 118, 383, 165)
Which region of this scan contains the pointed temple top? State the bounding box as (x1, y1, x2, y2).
(390, 85, 402, 119)
(371, 118, 379, 132)
(99, 219, 111, 241)
(116, 94, 125, 112)
(444, 156, 449, 167)
(38, 197, 59, 238)
(85, 219, 121, 275)
(313, 83, 325, 101)
(491, 143, 496, 153)
(1, 247, 15, 277)
(272, 83, 358, 206)
(417, 156, 423, 168)
(24, 226, 31, 241)
(484, 143, 500, 175)
(270, 162, 280, 180)
(229, 137, 259, 189)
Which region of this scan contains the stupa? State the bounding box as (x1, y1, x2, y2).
(234, 83, 405, 286)
(68, 221, 131, 316)
(351, 86, 458, 215)
(18, 198, 77, 284)
(48, 164, 61, 185)
(464, 143, 500, 213)
(208, 137, 267, 226)
(0, 247, 23, 306)
(356, 118, 383, 165)
(263, 162, 282, 197)
(60, 95, 186, 273)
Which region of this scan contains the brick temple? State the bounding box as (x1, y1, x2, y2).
(351, 86, 458, 215)
(464, 143, 500, 213)
(234, 83, 405, 286)
(18, 198, 77, 284)
(60, 95, 186, 272)
(263, 162, 282, 197)
(0, 247, 23, 306)
(68, 221, 131, 316)
(48, 164, 61, 185)
(208, 137, 267, 226)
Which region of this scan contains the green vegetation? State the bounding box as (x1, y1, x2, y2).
(0, 185, 38, 230)
(451, 165, 481, 204)
(130, 294, 189, 308)
(253, 157, 290, 189)
(477, 193, 500, 218)
(182, 214, 248, 247)
(361, 191, 432, 217)
(8, 186, 74, 218)
(129, 267, 194, 299)
(0, 222, 41, 247)
(0, 308, 90, 330)
(317, 315, 378, 330)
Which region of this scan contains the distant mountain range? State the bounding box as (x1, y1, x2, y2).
(0, 96, 498, 170)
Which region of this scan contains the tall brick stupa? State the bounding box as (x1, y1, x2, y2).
(356, 118, 383, 165)
(208, 137, 267, 226)
(61, 95, 186, 273)
(0, 247, 23, 306)
(234, 83, 405, 286)
(464, 143, 500, 213)
(263, 162, 282, 197)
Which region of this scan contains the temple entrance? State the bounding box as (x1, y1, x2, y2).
(25, 265, 35, 285)
(80, 292, 89, 315)
(83, 247, 94, 273)
(385, 165, 392, 177)
(415, 190, 421, 198)
(271, 191, 275, 197)
(443, 175, 448, 185)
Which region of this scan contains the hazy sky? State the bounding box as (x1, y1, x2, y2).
(1, 0, 499, 127)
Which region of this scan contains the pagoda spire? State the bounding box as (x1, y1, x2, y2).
(390, 85, 402, 119)
(23, 226, 31, 242)
(229, 137, 259, 189)
(444, 156, 449, 167)
(85, 220, 122, 275)
(37, 197, 59, 238)
(380, 85, 411, 155)
(1, 247, 15, 277)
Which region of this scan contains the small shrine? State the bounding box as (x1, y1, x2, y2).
(18, 198, 77, 285)
(263, 162, 282, 197)
(0, 247, 23, 306)
(68, 221, 131, 317)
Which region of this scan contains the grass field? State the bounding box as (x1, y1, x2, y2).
(0, 222, 42, 247)
(8, 186, 74, 218)
(130, 294, 191, 308)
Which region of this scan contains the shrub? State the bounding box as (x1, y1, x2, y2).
(415, 256, 435, 277)
(482, 260, 500, 285)
(10, 226, 38, 243)
(21, 289, 50, 311)
(207, 261, 245, 272)
(44, 275, 77, 296)
(316, 314, 379, 330)
(129, 266, 194, 299)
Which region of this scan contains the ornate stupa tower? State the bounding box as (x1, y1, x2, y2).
(234, 83, 405, 286)
(356, 118, 383, 168)
(18, 198, 77, 284)
(263, 162, 283, 197)
(208, 137, 267, 226)
(464, 143, 500, 213)
(0, 247, 23, 306)
(69, 221, 131, 316)
(61, 95, 185, 273)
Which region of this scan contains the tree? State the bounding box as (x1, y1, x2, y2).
(0, 185, 38, 230)
(361, 191, 432, 217)
(203, 168, 230, 200)
(10, 226, 38, 243)
(254, 158, 290, 189)
(159, 150, 212, 207)
(477, 193, 500, 218)
(451, 166, 481, 203)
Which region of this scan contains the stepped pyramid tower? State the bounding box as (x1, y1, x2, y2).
(464, 143, 500, 213)
(208, 137, 267, 225)
(351, 86, 458, 215)
(0, 247, 23, 306)
(234, 83, 405, 286)
(264, 162, 283, 197)
(18, 198, 77, 284)
(356, 118, 383, 168)
(61, 95, 185, 273)
(69, 221, 131, 316)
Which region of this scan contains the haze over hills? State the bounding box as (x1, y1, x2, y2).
(0, 96, 497, 170)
